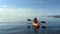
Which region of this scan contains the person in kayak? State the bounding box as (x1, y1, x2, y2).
(32, 17, 40, 31)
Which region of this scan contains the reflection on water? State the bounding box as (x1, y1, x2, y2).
(0, 16, 60, 26)
(0, 16, 60, 34)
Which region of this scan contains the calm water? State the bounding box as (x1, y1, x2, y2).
(0, 16, 60, 34)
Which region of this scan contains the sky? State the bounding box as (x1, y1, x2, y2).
(0, 0, 60, 22)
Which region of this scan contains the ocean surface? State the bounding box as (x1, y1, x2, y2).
(0, 16, 60, 34)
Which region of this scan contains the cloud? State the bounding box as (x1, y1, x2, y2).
(0, 8, 34, 16)
(0, 7, 60, 22)
(0, 8, 34, 22)
(0, 8, 60, 16)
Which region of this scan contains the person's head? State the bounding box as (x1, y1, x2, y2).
(33, 17, 38, 23)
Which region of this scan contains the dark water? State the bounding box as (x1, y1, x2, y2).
(0, 17, 60, 34)
(0, 25, 60, 34)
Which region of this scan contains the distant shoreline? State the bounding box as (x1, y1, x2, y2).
(52, 15, 60, 18)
